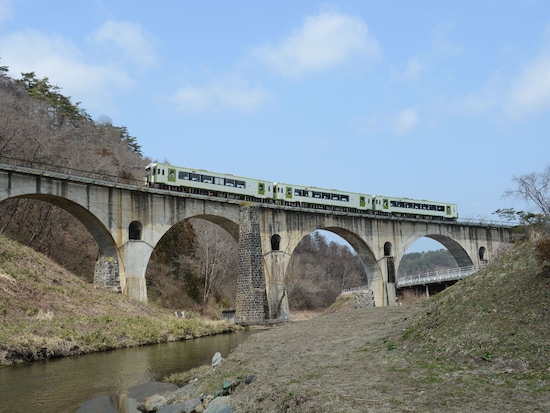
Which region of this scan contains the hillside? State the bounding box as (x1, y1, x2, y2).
(0, 235, 237, 366)
(403, 238, 549, 370)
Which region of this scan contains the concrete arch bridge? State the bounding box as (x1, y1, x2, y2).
(0, 160, 514, 324)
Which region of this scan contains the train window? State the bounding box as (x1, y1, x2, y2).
(201, 175, 213, 184)
(287, 188, 292, 196)
(313, 192, 321, 198)
(178, 171, 190, 180)
(190, 173, 199, 181)
(342, 196, 349, 202)
(236, 180, 245, 188)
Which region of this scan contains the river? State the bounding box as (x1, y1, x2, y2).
(0, 330, 255, 412)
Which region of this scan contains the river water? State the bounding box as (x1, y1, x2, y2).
(0, 330, 255, 412)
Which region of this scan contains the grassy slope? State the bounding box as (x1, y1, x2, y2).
(390, 239, 550, 410)
(0, 235, 237, 366)
(403, 239, 549, 371)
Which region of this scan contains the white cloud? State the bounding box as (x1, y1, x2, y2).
(457, 52, 550, 120)
(355, 108, 419, 137)
(0, 29, 134, 112)
(91, 20, 159, 69)
(173, 81, 269, 112)
(253, 11, 381, 78)
(506, 55, 550, 118)
(394, 108, 419, 135)
(390, 57, 422, 81)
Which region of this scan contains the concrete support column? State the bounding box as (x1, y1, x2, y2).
(371, 257, 395, 306)
(235, 206, 268, 325)
(264, 250, 290, 320)
(370, 275, 386, 307)
(117, 240, 154, 303)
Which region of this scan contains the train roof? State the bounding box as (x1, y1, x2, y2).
(374, 195, 456, 205)
(274, 182, 371, 196)
(146, 162, 273, 182)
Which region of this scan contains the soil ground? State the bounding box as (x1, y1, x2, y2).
(190, 304, 549, 413)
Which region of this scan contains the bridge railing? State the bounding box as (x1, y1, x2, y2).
(396, 265, 480, 288)
(0, 155, 145, 187)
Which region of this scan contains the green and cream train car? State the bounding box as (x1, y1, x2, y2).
(145, 163, 274, 201)
(373, 196, 458, 220)
(273, 182, 373, 212)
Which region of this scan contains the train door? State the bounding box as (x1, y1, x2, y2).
(167, 168, 176, 183)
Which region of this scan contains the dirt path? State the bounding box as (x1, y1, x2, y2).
(215, 306, 423, 412)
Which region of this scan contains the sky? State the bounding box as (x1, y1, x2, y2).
(1, 0, 549, 234)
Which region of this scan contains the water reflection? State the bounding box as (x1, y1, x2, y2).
(0, 330, 255, 412)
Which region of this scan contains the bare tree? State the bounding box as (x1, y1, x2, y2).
(191, 219, 238, 307)
(505, 166, 550, 216)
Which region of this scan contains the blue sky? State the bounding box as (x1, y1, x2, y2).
(1, 0, 549, 228)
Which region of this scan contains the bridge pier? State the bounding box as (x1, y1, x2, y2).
(93, 254, 121, 293)
(117, 240, 154, 302)
(370, 256, 396, 307)
(264, 250, 290, 320)
(235, 206, 269, 324)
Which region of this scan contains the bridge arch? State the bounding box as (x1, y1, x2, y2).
(321, 226, 381, 289)
(397, 232, 475, 281)
(3, 193, 122, 291)
(262, 223, 385, 317)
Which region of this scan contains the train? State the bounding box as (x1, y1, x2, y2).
(145, 162, 458, 220)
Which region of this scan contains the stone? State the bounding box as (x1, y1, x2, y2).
(158, 397, 203, 413)
(204, 396, 232, 413)
(138, 394, 168, 412)
(211, 351, 223, 367)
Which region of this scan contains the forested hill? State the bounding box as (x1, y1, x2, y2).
(398, 249, 457, 276)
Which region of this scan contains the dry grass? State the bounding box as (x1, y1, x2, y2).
(0, 235, 239, 366)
